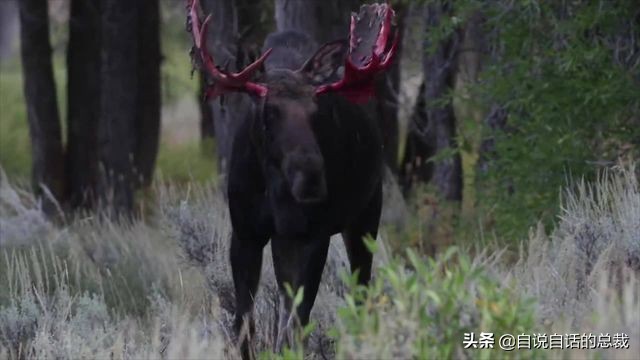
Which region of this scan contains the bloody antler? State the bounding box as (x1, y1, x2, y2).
(315, 3, 399, 103)
(187, 0, 271, 99)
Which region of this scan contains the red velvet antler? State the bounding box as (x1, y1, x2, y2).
(315, 3, 399, 103)
(186, 0, 271, 99)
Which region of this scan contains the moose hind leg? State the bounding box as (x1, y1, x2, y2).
(271, 235, 330, 351)
(342, 184, 382, 285)
(230, 231, 266, 359)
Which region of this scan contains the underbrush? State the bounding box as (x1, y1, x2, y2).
(335, 247, 537, 359)
(0, 165, 638, 359)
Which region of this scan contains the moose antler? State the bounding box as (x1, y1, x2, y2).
(186, 0, 271, 99)
(315, 3, 399, 103)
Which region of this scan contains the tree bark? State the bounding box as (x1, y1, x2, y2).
(98, 0, 138, 215)
(470, 12, 511, 183)
(375, 3, 404, 173)
(134, 0, 161, 187)
(376, 70, 400, 173)
(66, 0, 101, 209)
(199, 70, 215, 142)
(275, 0, 359, 44)
(477, 105, 508, 176)
(200, 0, 236, 171)
(18, 0, 65, 215)
(421, 2, 462, 201)
(275, 0, 317, 40)
(200, 0, 272, 172)
(400, 81, 436, 194)
(197, 0, 215, 147)
(236, 0, 272, 47)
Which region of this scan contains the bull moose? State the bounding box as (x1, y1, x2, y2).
(186, 0, 398, 356)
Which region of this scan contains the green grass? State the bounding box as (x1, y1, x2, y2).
(154, 9, 218, 185)
(1, 60, 31, 180)
(155, 139, 218, 185)
(160, 7, 199, 105)
(0, 51, 67, 181)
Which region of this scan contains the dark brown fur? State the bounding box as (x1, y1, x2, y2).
(227, 31, 383, 357)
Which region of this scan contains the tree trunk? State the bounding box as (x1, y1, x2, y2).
(421, 2, 462, 201)
(477, 104, 508, 175)
(236, 0, 273, 47)
(375, 3, 404, 173)
(200, 0, 236, 171)
(275, 0, 359, 44)
(400, 81, 436, 194)
(199, 70, 215, 142)
(275, 0, 318, 41)
(134, 0, 161, 187)
(477, 104, 514, 199)
(98, 0, 138, 215)
(376, 71, 400, 172)
(471, 11, 511, 186)
(200, 0, 272, 172)
(18, 0, 65, 215)
(197, 1, 218, 148)
(66, 0, 101, 209)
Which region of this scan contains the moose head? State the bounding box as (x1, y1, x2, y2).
(186, 0, 398, 205)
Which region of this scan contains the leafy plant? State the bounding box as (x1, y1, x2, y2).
(474, 0, 640, 239)
(334, 247, 539, 359)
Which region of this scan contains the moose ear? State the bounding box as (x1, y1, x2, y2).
(299, 40, 348, 85)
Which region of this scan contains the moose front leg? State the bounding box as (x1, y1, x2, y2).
(270, 235, 330, 352)
(230, 231, 267, 359)
(342, 184, 382, 285)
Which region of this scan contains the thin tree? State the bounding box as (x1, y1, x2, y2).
(199, 71, 215, 142)
(400, 81, 436, 194)
(375, 3, 404, 173)
(66, 0, 101, 208)
(420, 1, 462, 201)
(134, 0, 161, 187)
(18, 0, 65, 215)
(98, 0, 139, 214)
(200, 0, 272, 171)
(275, 0, 358, 44)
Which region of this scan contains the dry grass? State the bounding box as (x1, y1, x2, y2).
(507, 164, 640, 359)
(0, 165, 638, 359)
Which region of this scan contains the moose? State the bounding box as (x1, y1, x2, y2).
(187, 0, 397, 356)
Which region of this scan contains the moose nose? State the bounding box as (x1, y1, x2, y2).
(291, 170, 328, 204)
(284, 152, 328, 204)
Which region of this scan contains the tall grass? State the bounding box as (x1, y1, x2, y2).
(0, 165, 638, 359)
(508, 165, 639, 359)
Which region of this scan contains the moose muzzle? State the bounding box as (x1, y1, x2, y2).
(283, 150, 327, 204)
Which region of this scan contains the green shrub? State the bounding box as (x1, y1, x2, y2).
(335, 246, 539, 359)
(471, 0, 640, 239)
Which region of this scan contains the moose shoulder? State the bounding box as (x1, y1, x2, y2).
(186, 0, 398, 356)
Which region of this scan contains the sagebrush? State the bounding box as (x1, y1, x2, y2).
(0, 165, 638, 359)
